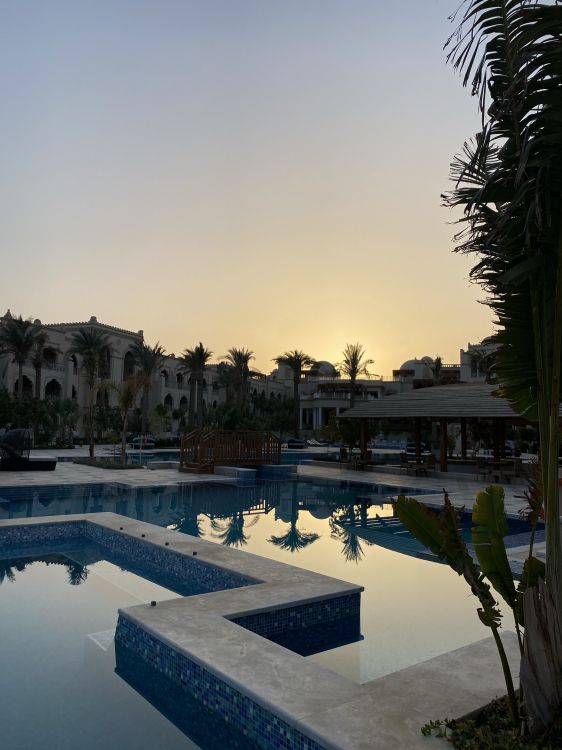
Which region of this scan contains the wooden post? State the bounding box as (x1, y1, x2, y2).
(360, 419, 368, 460)
(440, 418, 448, 472)
(414, 418, 422, 461)
(493, 419, 502, 463)
(461, 418, 467, 460)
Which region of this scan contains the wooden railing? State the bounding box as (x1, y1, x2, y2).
(180, 430, 282, 473)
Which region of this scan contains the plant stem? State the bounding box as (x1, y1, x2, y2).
(491, 624, 519, 726)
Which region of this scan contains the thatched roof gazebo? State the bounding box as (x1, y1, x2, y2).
(339, 383, 543, 471)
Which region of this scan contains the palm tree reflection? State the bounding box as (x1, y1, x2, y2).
(329, 503, 373, 563)
(169, 503, 205, 539)
(66, 561, 89, 585)
(268, 495, 320, 553)
(0, 556, 89, 585)
(211, 512, 258, 547)
(0, 559, 28, 583)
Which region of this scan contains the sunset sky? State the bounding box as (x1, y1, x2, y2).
(0, 0, 492, 376)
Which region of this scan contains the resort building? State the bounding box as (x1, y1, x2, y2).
(0, 311, 291, 436)
(0, 310, 496, 439)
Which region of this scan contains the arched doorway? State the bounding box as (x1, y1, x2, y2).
(45, 379, 62, 401)
(14, 376, 33, 399)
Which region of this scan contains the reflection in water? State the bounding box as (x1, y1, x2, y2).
(211, 512, 258, 547)
(169, 504, 205, 539)
(0, 479, 429, 567)
(0, 554, 89, 586)
(329, 502, 374, 563)
(268, 495, 320, 553)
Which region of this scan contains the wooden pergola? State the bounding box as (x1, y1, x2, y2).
(338, 383, 548, 472)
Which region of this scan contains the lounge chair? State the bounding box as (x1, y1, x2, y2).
(414, 454, 436, 477)
(399, 452, 412, 475)
(0, 429, 57, 471)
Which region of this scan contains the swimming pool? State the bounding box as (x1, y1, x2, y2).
(0, 477, 527, 685)
(0, 544, 206, 750)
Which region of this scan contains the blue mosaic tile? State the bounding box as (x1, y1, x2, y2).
(85, 523, 255, 592)
(0, 520, 85, 546)
(116, 616, 326, 750)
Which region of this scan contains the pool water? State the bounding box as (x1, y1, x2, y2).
(0, 478, 523, 684)
(0, 549, 206, 750)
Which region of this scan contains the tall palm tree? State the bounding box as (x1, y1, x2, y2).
(69, 327, 111, 458)
(132, 340, 165, 435)
(0, 316, 44, 402)
(224, 347, 254, 410)
(180, 343, 213, 428)
(30, 331, 49, 399)
(338, 343, 374, 409)
(444, 0, 562, 728)
(111, 376, 143, 465)
(273, 350, 315, 437)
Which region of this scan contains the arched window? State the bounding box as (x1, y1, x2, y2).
(179, 396, 188, 411)
(123, 351, 135, 380)
(43, 347, 57, 370)
(71, 386, 77, 400)
(71, 355, 78, 375)
(176, 372, 184, 390)
(164, 394, 173, 410)
(161, 369, 169, 387)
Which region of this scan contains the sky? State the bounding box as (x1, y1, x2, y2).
(0, 0, 493, 376)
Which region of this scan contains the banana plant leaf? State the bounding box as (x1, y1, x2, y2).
(471, 485, 518, 611)
(395, 493, 502, 630)
(517, 555, 546, 626)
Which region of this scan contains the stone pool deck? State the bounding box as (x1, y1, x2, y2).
(0, 511, 520, 750)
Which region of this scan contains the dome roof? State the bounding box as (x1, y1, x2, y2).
(400, 356, 434, 370)
(313, 361, 338, 376)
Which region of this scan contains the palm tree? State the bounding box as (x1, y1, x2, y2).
(214, 361, 238, 404)
(54, 398, 79, 447)
(444, 0, 562, 728)
(338, 343, 374, 408)
(69, 327, 111, 458)
(431, 355, 443, 386)
(30, 332, 49, 399)
(273, 350, 315, 437)
(0, 316, 45, 402)
(224, 347, 254, 410)
(131, 340, 165, 436)
(111, 376, 143, 464)
(180, 343, 213, 428)
(29, 331, 49, 442)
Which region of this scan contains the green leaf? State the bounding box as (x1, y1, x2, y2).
(472, 486, 517, 610)
(394, 495, 445, 558)
(516, 555, 546, 625)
